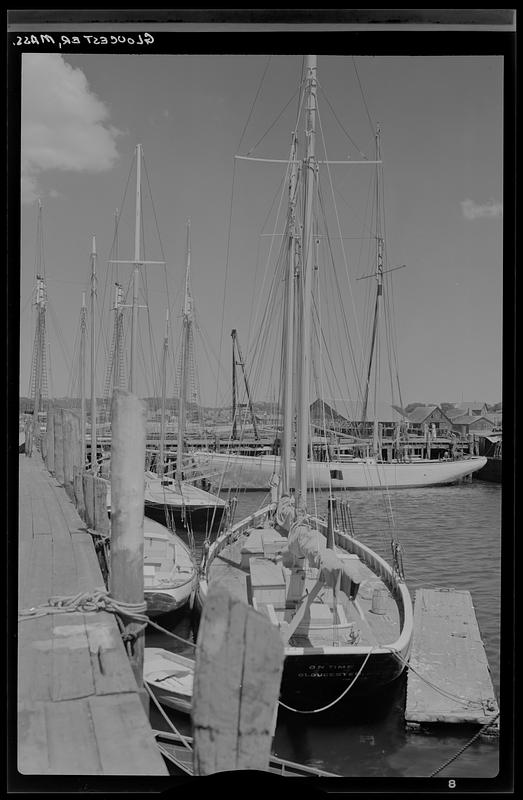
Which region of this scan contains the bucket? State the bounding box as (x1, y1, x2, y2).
(370, 586, 387, 614)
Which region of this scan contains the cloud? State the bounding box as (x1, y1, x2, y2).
(21, 54, 120, 204)
(461, 198, 503, 220)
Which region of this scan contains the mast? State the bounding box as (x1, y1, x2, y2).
(295, 54, 317, 516)
(361, 126, 383, 433)
(231, 329, 259, 441)
(129, 144, 142, 394)
(231, 329, 237, 439)
(30, 200, 48, 429)
(80, 291, 87, 467)
(113, 282, 124, 390)
(158, 309, 169, 478)
(280, 130, 299, 495)
(90, 235, 98, 473)
(176, 219, 192, 485)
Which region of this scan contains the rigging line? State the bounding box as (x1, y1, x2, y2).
(315, 103, 366, 382)
(214, 155, 237, 412)
(351, 56, 375, 135)
(245, 86, 302, 156)
(236, 55, 272, 151)
(315, 183, 364, 405)
(317, 82, 369, 159)
(244, 160, 294, 369)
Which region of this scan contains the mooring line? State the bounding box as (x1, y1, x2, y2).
(428, 711, 500, 777)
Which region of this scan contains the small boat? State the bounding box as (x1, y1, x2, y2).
(143, 471, 226, 532)
(153, 730, 339, 777)
(144, 647, 194, 714)
(142, 517, 197, 617)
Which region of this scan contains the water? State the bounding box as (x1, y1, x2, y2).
(146, 480, 502, 779)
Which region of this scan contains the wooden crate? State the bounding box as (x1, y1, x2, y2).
(249, 558, 286, 606)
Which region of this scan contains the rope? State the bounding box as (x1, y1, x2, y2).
(18, 588, 197, 649)
(385, 647, 488, 710)
(278, 647, 375, 714)
(145, 681, 193, 751)
(428, 712, 500, 777)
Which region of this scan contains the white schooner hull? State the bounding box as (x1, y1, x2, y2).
(193, 452, 488, 490)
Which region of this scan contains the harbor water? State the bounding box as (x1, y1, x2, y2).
(147, 479, 502, 779)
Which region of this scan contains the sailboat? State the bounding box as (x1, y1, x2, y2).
(104, 147, 226, 534)
(192, 83, 486, 491)
(197, 56, 413, 704)
(141, 219, 227, 532)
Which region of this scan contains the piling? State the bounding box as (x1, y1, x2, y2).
(45, 401, 55, 474)
(192, 584, 284, 775)
(53, 407, 64, 485)
(109, 389, 147, 708)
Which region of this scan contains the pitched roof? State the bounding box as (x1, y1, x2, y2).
(312, 398, 404, 424)
(406, 405, 438, 423)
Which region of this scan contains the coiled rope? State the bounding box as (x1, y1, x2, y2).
(18, 588, 197, 648)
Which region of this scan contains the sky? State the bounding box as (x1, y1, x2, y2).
(18, 49, 504, 410)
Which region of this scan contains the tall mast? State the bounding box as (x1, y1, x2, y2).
(176, 219, 192, 485)
(295, 55, 317, 516)
(158, 309, 169, 478)
(233, 332, 259, 441)
(30, 200, 47, 426)
(90, 235, 98, 472)
(113, 282, 124, 390)
(231, 329, 238, 439)
(129, 144, 142, 393)
(361, 126, 383, 437)
(80, 291, 87, 467)
(280, 130, 299, 496)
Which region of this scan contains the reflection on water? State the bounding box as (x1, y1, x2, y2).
(146, 480, 502, 778)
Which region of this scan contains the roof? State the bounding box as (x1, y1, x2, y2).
(451, 413, 478, 425)
(406, 405, 438, 423)
(311, 398, 404, 424)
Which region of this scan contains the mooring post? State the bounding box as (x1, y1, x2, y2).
(45, 401, 55, 474)
(94, 476, 110, 537)
(109, 388, 148, 711)
(62, 410, 75, 499)
(82, 473, 95, 529)
(73, 465, 86, 521)
(192, 584, 284, 775)
(53, 407, 64, 484)
(326, 495, 336, 549)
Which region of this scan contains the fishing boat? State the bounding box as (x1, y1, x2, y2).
(142, 519, 197, 617)
(197, 56, 413, 706)
(105, 147, 226, 533)
(144, 647, 194, 713)
(191, 77, 486, 491)
(193, 447, 486, 491)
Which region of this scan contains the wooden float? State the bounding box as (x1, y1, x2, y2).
(405, 587, 499, 734)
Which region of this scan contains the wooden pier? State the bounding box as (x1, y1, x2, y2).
(405, 587, 499, 733)
(17, 451, 168, 775)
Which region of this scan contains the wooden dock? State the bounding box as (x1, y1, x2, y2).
(405, 587, 499, 732)
(18, 452, 168, 775)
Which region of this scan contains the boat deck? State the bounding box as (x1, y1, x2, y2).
(207, 525, 401, 648)
(17, 453, 167, 775)
(405, 587, 499, 730)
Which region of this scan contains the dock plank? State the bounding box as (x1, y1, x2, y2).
(18, 703, 49, 774)
(18, 454, 168, 775)
(405, 587, 499, 729)
(51, 612, 96, 701)
(44, 698, 103, 774)
(89, 693, 168, 774)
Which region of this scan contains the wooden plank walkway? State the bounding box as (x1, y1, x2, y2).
(405, 587, 499, 732)
(18, 452, 168, 775)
